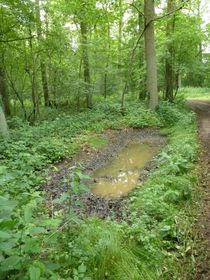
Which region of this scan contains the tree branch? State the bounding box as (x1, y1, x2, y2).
(155, 4, 186, 21)
(0, 24, 17, 36)
(131, 0, 190, 63)
(130, 3, 145, 19)
(120, 0, 189, 110)
(0, 35, 35, 43)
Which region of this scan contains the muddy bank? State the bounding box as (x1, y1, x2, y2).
(186, 100, 210, 280)
(43, 128, 165, 219)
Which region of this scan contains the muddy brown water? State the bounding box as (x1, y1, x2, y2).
(90, 143, 159, 198)
(43, 128, 165, 219)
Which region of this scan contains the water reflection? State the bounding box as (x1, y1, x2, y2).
(90, 143, 159, 198)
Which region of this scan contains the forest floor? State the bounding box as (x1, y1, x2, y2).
(186, 99, 210, 280)
(43, 128, 165, 220)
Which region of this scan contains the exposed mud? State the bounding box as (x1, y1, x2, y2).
(43, 128, 165, 220)
(186, 100, 210, 280)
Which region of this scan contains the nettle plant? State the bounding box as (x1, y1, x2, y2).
(0, 168, 90, 280)
(55, 167, 90, 221)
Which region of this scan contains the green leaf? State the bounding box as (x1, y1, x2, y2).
(24, 205, 33, 223)
(0, 196, 17, 209)
(54, 192, 70, 204)
(44, 261, 60, 271)
(29, 266, 41, 280)
(0, 166, 7, 174)
(29, 227, 47, 235)
(78, 263, 86, 273)
(0, 240, 16, 253)
(0, 219, 17, 229)
(0, 230, 11, 239)
(1, 256, 21, 271)
(23, 237, 41, 254)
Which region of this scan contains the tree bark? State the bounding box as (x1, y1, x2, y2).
(0, 105, 9, 138)
(0, 66, 10, 116)
(36, 0, 50, 107)
(144, 0, 158, 110)
(80, 21, 92, 109)
(138, 8, 146, 100)
(197, 0, 203, 87)
(104, 17, 111, 99)
(165, 0, 175, 102)
(118, 0, 123, 69)
(28, 28, 39, 123)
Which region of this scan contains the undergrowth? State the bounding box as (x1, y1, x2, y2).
(0, 100, 199, 279)
(128, 109, 199, 279)
(179, 87, 210, 99)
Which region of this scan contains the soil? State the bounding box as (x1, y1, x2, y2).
(186, 100, 210, 280)
(42, 128, 165, 220)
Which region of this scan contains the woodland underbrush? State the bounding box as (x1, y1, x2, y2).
(0, 100, 200, 279)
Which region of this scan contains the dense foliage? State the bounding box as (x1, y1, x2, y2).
(0, 0, 209, 120)
(0, 0, 209, 278)
(0, 99, 199, 279)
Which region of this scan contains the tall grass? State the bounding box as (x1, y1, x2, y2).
(179, 87, 210, 99)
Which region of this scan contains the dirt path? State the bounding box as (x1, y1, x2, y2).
(186, 100, 210, 280)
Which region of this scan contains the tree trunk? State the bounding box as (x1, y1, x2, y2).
(138, 8, 146, 100)
(197, 0, 203, 87)
(165, 58, 174, 102)
(0, 105, 9, 138)
(40, 63, 50, 106)
(36, 0, 50, 107)
(118, 0, 123, 69)
(104, 18, 111, 99)
(28, 28, 39, 123)
(80, 21, 92, 109)
(0, 66, 10, 116)
(144, 0, 158, 110)
(6, 71, 27, 120)
(165, 0, 175, 102)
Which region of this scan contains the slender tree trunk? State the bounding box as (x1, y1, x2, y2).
(0, 105, 9, 138)
(40, 63, 50, 106)
(197, 0, 203, 87)
(36, 0, 50, 107)
(165, 58, 174, 102)
(138, 9, 146, 100)
(144, 0, 158, 110)
(118, 0, 123, 69)
(77, 59, 82, 110)
(5, 70, 27, 120)
(165, 0, 175, 102)
(28, 28, 39, 123)
(80, 21, 92, 109)
(104, 19, 111, 99)
(0, 66, 10, 116)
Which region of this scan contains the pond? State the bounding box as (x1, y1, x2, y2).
(90, 142, 159, 198)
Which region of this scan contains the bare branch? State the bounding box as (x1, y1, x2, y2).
(155, 5, 185, 21)
(130, 3, 145, 19)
